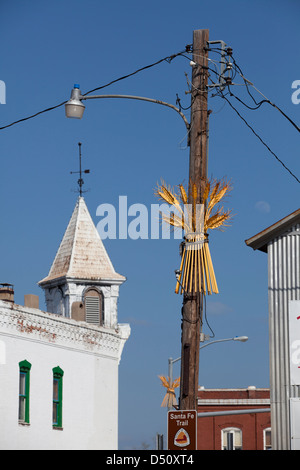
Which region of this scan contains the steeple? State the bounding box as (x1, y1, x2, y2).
(39, 197, 124, 284)
(39, 196, 125, 328)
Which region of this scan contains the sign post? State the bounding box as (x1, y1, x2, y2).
(167, 410, 197, 450)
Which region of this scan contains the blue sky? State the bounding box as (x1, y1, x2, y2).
(1, 0, 299, 450)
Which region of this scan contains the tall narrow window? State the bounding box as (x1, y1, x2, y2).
(84, 288, 103, 326)
(53, 366, 64, 429)
(18, 360, 31, 424)
(264, 427, 272, 450)
(222, 427, 242, 450)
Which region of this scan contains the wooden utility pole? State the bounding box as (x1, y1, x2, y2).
(179, 29, 209, 411)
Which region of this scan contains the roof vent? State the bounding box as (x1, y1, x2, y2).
(0, 283, 14, 303)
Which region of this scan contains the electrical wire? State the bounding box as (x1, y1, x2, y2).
(0, 100, 67, 131)
(0, 50, 186, 131)
(227, 86, 267, 110)
(230, 54, 300, 134)
(207, 47, 300, 134)
(163, 48, 300, 185)
(196, 49, 300, 183)
(203, 295, 215, 339)
(219, 91, 300, 184)
(2, 43, 299, 186)
(82, 51, 185, 97)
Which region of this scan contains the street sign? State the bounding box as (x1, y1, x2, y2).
(167, 410, 197, 450)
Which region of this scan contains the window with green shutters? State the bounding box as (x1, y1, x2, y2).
(52, 366, 64, 429)
(18, 360, 31, 424)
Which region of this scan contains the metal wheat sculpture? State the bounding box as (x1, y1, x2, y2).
(158, 375, 180, 408)
(155, 178, 233, 295)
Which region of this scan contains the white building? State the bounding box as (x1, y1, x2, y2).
(0, 197, 130, 450)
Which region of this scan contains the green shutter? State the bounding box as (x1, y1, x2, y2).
(53, 366, 64, 428)
(19, 360, 31, 424)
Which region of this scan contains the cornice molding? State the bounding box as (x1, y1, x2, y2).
(0, 300, 130, 360)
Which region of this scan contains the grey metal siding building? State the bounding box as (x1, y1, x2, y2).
(246, 208, 300, 450)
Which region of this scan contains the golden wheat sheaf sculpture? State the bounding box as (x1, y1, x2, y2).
(158, 375, 180, 408)
(155, 178, 233, 295)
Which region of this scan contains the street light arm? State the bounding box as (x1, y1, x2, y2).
(199, 336, 248, 350)
(169, 336, 248, 364)
(81, 94, 190, 131)
(66, 87, 191, 132)
(169, 356, 181, 366)
(199, 338, 232, 349)
(167, 335, 247, 411)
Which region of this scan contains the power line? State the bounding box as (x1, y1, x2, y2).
(1, 44, 299, 186)
(229, 54, 300, 134)
(82, 51, 186, 97)
(205, 47, 300, 134)
(219, 92, 300, 184)
(0, 49, 187, 131)
(0, 100, 67, 131)
(182, 58, 300, 183)
(178, 46, 300, 137)
(197, 50, 300, 184)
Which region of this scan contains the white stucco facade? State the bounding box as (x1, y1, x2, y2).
(0, 196, 130, 450)
(0, 299, 130, 450)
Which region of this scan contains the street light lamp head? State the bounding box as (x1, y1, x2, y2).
(175, 269, 181, 281)
(233, 336, 248, 342)
(65, 85, 85, 119)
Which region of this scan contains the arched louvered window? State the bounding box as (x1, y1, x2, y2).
(84, 288, 103, 326)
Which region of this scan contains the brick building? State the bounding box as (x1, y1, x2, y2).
(197, 386, 271, 450)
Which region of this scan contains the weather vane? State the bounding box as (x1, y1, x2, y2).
(70, 142, 90, 196)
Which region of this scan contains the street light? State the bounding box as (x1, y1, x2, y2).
(65, 84, 190, 131)
(65, 85, 85, 119)
(199, 335, 248, 349)
(167, 335, 248, 411)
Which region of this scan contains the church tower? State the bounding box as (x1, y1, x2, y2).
(39, 196, 125, 329)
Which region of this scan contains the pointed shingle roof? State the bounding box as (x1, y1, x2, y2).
(39, 197, 125, 285)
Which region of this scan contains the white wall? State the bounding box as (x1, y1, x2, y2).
(0, 300, 130, 450)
